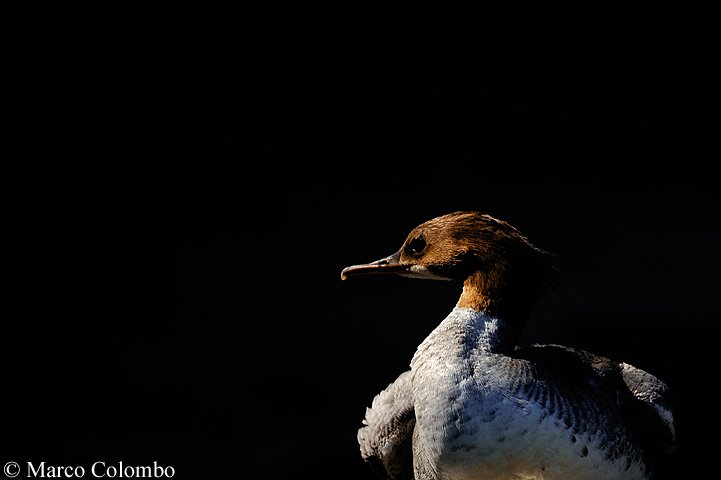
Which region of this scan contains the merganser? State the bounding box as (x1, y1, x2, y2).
(342, 212, 678, 480)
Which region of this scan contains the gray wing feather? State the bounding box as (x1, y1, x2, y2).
(620, 362, 679, 457)
(358, 371, 416, 480)
(515, 344, 680, 461)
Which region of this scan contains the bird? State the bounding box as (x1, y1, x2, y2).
(341, 211, 678, 480)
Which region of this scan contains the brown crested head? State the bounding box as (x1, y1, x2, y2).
(342, 211, 557, 323)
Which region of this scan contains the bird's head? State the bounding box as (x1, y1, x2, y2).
(342, 211, 557, 323)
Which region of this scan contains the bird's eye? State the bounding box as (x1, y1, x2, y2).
(407, 236, 426, 256)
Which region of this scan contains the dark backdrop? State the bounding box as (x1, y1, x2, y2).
(6, 35, 720, 479)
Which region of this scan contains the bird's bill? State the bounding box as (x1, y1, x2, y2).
(341, 249, 407, 280)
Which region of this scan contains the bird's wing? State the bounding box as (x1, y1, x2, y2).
(618, 362, 680, 459)
(358, 370, 416, 480)
(514, 344, 679, 461)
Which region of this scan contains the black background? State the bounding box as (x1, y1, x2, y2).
(5, 23, 720, 479)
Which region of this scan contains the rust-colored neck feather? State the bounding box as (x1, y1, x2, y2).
(457, 271, 497, 313)
(456, 260, 545, 342)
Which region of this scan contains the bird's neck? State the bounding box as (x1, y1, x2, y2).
(456, 270, 496, 313)
(455, 270, 531, 347)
